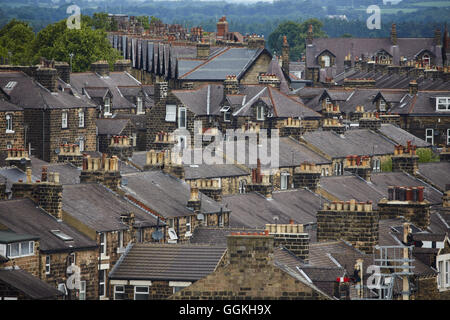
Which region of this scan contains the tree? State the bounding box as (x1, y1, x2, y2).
(0, 19, 35, 65)
(268, 19, 327, 60)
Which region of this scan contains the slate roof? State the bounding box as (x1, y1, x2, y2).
(378, 124, 430, 148)
(108, 242, 226, 281)
(301, 129, 396, 158)
(114, 113, 147, 130)
(319, 172, 443, 207)
(418, 162, 450, 192)
(62, 183, 161, 233)
(121, 171, 228, 218)
(96, 118, 132, 135)
(0, 198, 97, 253)
(0, 98, 22, 112)
(190, 226, 264, 245)
(0, 71, 96, 109)
(0, 231, 39, 244)
(30, 157, 80, 185)
(0, 268, 64, 299)
(223, 189, 326, 228)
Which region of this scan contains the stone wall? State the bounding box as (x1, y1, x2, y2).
(0, 111, 26, 167)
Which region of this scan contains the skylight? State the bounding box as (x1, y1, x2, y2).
(50, 230, 73, 241)
(4, 81, 17, 90)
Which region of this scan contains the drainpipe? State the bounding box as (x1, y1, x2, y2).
(403, 222, 410, 300)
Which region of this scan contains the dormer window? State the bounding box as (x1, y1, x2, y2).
(436, 97, 450, 111)
(136, 96, 144, 115)
(256, 105, 265, 120)
(6, 241, 34, 258)
(221, 106, 231, 122)
(104, 97, 111, 115)
(379, 99, 386, 112)
(322, 55, 331, 67)
(422, 54, 431, 67)
(437, 253, 450, 290)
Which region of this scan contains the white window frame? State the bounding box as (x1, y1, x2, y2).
(131, 133, 137, 147)
(134, 286, 149, 300)
(165, 104, 176, 122)
(436, 97, 450, 111)
(79, 281, 86, 300)
(379, 99, 386, 112)
(322, 55, 331, 67)
(178, 107, 187, 129)
(118, 231, 124, 249)
(78, 137, 85, 152)
(45, 255, 51, 275)
(423, 54, 430, 66)
(61, 111, 68, 129)
(104, 97, 111, 115)
(239, 180, 247, 194)
(256, 105, 265, 121)
(280, 172, 289, 190)
(7, 241, 34, 258)
(373, 158, 381, 172)
(218, 213, 224, 227)
(425, 128, 434, 145)
(136, 96, 144, 115)
(100, 232, 107, 257)
(437, 254, 450, 290)
(186, 216, 192, 235)
(5, 114, 13, 133)
(114, 285, 126, 300)
(99, 269, 106, 298)
(78, 110, 85, 128)
(447, 129, 450, 145)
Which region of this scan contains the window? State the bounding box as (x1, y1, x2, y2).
(4, 81, 17, 90)
(78, 110, 84, 128)
(7, 241, 34, 258)
(221, 106, 231, 122)
(379, 99, 386, 112)
(447, 129, 450, 145)
(178, 107, 187, 128)
(61, 111, 68, 128)
(99, 270, 106, 298)
(165, 104, 176, 122)
(436, 97, 450, 111)
(114, 285, 127, 300)
(5, 114, 13, 132)
(78, 137, 85, 152)
(257, 105, 265, 120)
(177, 136, 187, 151)
(168, 219, 174, 229)
(239, 180, 247, 194)
(6, 142, 12, 150)
(45, 256, 51, 275)
(186, 216, 192, 234)
(118, 231, 124, 249)
(373, 158, 381, 172)
(100, 233, 106, 256)
(104, 97, 111, 115)
(134, 286, 149, 300)
(136, 97, 144, 114)
(425, 128, 434, 145)
(322, 55, 331, 67)
(437, 254, 450, 290)
(68, 252, 76, 265)
(79, 281, 86, 300)
(422, 54, 430, 66)
(321, 168, 326, 177)
(334, 162, 343, 176)
(280, 172, 289, 190)
(218, 214, 224, 227)
(131, 133, 137, 147)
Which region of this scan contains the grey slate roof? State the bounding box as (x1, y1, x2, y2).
(418, 162, 450, 192)
(62, 183, 161, 233)
(0, 198, 97, 253)
(301, 129, 396, 158)
(378, 124, 430, 148)
(30, 157, 81, 185)
(108, 242, 226, 281)
(0, 71, 96, 110)
(0, 98, 22, 111)
(0, 230, 39, 244)
(121, 171, 228, 218)
(223, 189, 326, 228)
(96, 118, 131, 135)
(190, 226, 264, 245)
(0, 269, 64, 299)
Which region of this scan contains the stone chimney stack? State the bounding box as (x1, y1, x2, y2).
(35, 67, 58, 92)
(345, 155, 372, 181)
(246, 159, 273, 199)
(390, 23, 398, 45)
(306, 24, 314, 45)
(90, 60, 110, 76)
(227, 231, 274, 267)
(187, 182, 201, 213)
(257, 73, 281, 89)
(80, 154, 121, 191)
(281, 35, 290, 77)
(317, 200, 378, 254)
(358, 112, 381, 131)
(265, 222, 309, 261)
(54, 61, 70, 84)
(440, 146, 450, 162)
(391, 142, 419, 175)
(196, 42, 210, 59)
(154, 81, 168, 104)
(5, 148, 31, 172)
(435, 29, 442, 46)
(113, 59, 132, 72)
(409, 80, 418, 95)
(293, 162, 321, 191)
(378, 185, 431, 229)
(443, 184, 450, 208)
(223, 75, 239, 95)
(58, 143, 83, 167)
(107, 135, 133, 160)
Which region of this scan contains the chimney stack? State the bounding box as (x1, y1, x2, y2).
(35, 67, 58, 92)
(392, 142, 419, 175)
(443, 185, 450, 208)
(345, 155, 372, 181)
(265, 223, 309, 261)
(113, 59, 132, 72)
(409, 80, 418, 95)
(223, 75, 239, 95)
(306, 24, 314, 45)
(196, 41, 210, 59)
(435, 29, 442, 46)
(293, 162, 321, 191)
(154, 81, 168, 104)
(90, 60, 110, 76)
(281, 35, 290, 77)
(54, 61, 70, 84)
(187, 182, 201, 213)
(390, 24, 397, 45)
(80, 154, 121, 190)
(227, 231, 274, 267)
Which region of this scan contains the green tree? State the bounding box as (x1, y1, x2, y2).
(0, 19, 35, 65)
(136, 16, 150, 30)
(268, 18, 327, 60)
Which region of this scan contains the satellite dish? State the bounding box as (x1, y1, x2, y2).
(197, 213, 204, 220)
(121, 177, 128, 186)
(151, 229, 163, 241)
(20, 158, 27, 165)
(55, 147, 60, 155)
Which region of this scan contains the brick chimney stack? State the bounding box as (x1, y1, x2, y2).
(197, 41, 210, 59)
(306, 24, 313, 45)
(54, 61, 70, 84)
(391, 141, 419, 175)
(440, 146, 450, 162)
(345, 155, 372, 181)
(409, 80, 418, 95)
(5, 148, 31, 172)
(35, 67, 58, 92)
(293, 162, 321, 191)
(187, 182, 201, 213)
(154, 81, 168, 104)
(80, 154, 121, 190)
(227, 231, 274, 267)
(358, 112, 381, 131)
(390, 24, 398, 45)
(224, 75, 239, 95)
(265, 223, 309, 261)
(216, 16, 229, 38)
